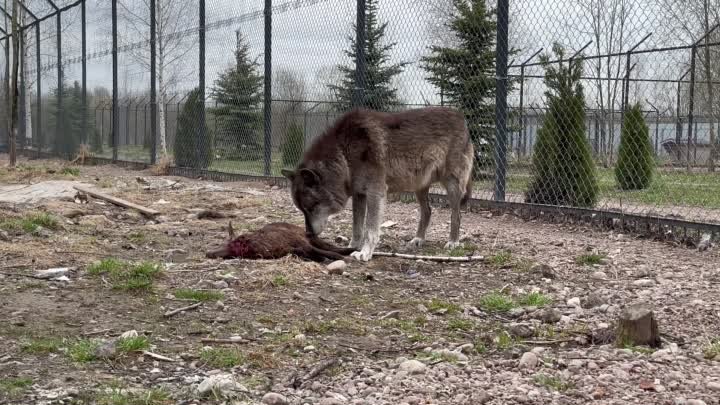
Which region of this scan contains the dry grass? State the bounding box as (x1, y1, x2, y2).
(150, 155, 173, 176)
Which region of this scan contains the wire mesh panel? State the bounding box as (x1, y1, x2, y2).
(2, 0, 720, 227)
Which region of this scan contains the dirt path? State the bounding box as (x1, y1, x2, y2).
(1, 155, 719, 405)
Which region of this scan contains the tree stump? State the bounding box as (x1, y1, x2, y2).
(615, 303, 661, 348)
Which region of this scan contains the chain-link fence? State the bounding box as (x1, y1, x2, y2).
(2, 0, 720, 227)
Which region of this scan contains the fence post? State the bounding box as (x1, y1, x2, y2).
(263, 0, 272, 176)
(198, 0, 206, 167)
(687, 46, 696, 172)
(354, 0, 366, 108)
(35, 23, 41, 155)
(493, 0, 509, 202)
(81, 0, 87, 145)
(57, 11, 63, 157)
(112, 0, 118, 162)
(150, 0, 157, 164)
(19, 27, 26, 148)
(676, 69, 689, 164)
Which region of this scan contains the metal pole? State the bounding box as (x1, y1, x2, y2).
(263, 0, 272, 176)
(35, 23, 41, 155)
(81, 0, 87, 145)
(676, 69, 690, 163)
(354, 0, 366, 108)
(493, 0, 509, 202)
(150, 0, 157, 163)
(57, 11, 64, 157)
(518, 47, 543, 157)
(687, 46, 697, 172)
(199, 0, 206, 167)
(19, 27, 26, 148)
(112, 0, 118, 161)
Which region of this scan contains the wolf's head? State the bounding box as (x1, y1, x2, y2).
(282, 167, 347, 237)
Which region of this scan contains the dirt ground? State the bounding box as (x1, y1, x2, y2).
(1, 154, 720, 405)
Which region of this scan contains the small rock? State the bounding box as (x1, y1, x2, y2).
(335, 235, 349, 244)
(706, 381, 720, 391)
(697, 233, 712, 251)
(591, 387, 606, 399)
(518, 352, 538, 369)
(568, 359, 584, 369)
(581, 292, 606, 309)
(456, 343, 475, 354)
(684, 400, 707, 405)
(262, 392, 289, 405)
(303, 345, 316, 352)
(319, 399, 343, 405)
(434, 349, 468, 362)
(398, 360, 426, 375)
(509, 323, 534, 338)
(119, 330, 138, 339)
(380, 310, 401, 320)
(633, 279, 655, 287)
(530, 264, 556, 279)
(212, 280, 229, 289)
(33, 267, 72, 280)
(508, 307, 526, 318)
(591, 271, 608, 280)
(475, 390, 491, 404)
(536, 308, 561, 324)
(567, 297, 581, 307)
(327, 260, 346, 275)
(94, 338, 119, 359)
(380, 220, 397, 228)
(0, 230, 10, 241)
(198, 374, 245, 397)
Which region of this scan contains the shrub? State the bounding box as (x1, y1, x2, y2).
(282, 122, 305, 167)
(525, 43, 598, 208)
(615, 103, 654, 190)
(174, 87, 213, 169)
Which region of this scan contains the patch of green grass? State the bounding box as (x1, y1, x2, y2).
(575, 253, 607, 266)
(60, 167, 80, 176)
(703, 339, 720, 360)
(68, 339, 100, 363)
(126, 232, 146, 244)
(173, 289, 224, 302)
(447, 318, 474, 332)
(447, 243, 478, 257)
(426, 298, 461, 315)
(488, 250, 513, 267)
(117, 336, 150, 353)
(199, 347, 245, 368)
(95, 387, 171, 405)
(517, 292, 552, 308)
(495, 331, 517, 350)
(271, 274, 289, 287)
(479, 291, 517, 312)
(0, 212, 60, 235)
(20, 337, 63, 354)
(533, 374, 574, 392)
(474, 340, 488, 354)
(86, 259, 163, 292)
(0, 377, 33, 396)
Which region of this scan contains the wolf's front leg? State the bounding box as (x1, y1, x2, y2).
(351, 192, 385, 262)
(349, 193, 367, 249)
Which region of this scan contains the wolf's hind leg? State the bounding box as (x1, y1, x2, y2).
(407, 187, 432, 249)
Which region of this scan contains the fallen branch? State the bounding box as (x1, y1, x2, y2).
(163, 302, 202, 318)
(141, 351, 177, 362)
(73, 185, 160, 217)
(371, 251, 485, 262)
(81, 328, 113, 337)
(520, 338, 575, 345)
(200, 337, 252, 344)
(290, 358, 339, 389)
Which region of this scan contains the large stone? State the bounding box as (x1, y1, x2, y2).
(398, 360, 426, 375)
(262, 392, 289, 405)
(519, 352, 539, 369)
(197, 373, 245, 397)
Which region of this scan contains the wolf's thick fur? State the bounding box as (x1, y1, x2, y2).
(281, 106, 474, 261)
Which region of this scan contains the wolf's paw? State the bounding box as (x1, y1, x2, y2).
(444, 240, 461, 250)
(407, 237, 425, 249)
(348, 238, 363, 249)
(350, 250, 373, 262)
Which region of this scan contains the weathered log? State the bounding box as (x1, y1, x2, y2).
(615, 303, 661, 348)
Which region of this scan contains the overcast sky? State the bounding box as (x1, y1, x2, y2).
(2, 0, 713, 111)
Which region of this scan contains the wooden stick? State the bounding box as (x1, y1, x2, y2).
(141, 351, 177, 362)
(371, 251, 485, 262)
(73, 185, 160, 217)
(200, 337, 252, 344)
(163, 302, 202, 318)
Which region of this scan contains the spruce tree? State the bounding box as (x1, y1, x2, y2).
(210, 31, 264, 160)
(525, 43, 598, 208)
(615, 103, 654, 190)
(327, 0, 408, 111)
(174, 87, 213, 169)
(48, 81, 93, 159)
(420, 0, 516, 173)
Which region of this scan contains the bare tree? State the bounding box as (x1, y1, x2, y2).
(575, 0, 638, 166)
(272, 67, 306, 137)
(113, 0, 197, 159)
(8, 0, 19, 166)
(659, 0, 720, 170)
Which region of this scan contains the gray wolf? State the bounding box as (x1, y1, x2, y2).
(206, 221, 356, 262)
(281, 106, 474, 261)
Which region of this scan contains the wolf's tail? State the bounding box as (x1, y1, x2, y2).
(460, 121, 474, 209)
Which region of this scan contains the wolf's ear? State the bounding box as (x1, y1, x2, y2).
(281, 169, 295, 180)
(298, 168, 320, 187)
